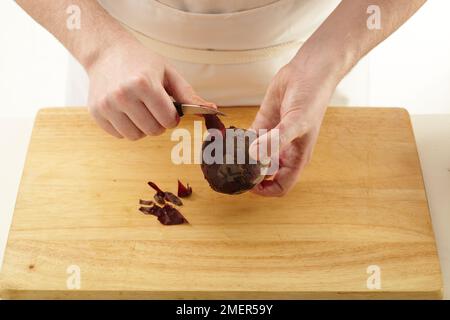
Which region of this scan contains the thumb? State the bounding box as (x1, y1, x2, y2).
(165, 66, 217, 109)
(249, 109, 307, 161)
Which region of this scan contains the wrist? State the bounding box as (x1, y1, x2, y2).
(291, 37, 358, 86)
(79, 29, 139, 74)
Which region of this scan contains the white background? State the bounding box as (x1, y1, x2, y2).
(0, 0, 449, 298)
(1, 0, 449, 117)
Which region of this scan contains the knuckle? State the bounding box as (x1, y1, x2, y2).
(298, 120, 310, 135)
(130, 74, 151, 92)
(112, 86, 128, 104)
(97, 98, 112, 114)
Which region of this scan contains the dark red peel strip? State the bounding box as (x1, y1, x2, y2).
(159, 204, 189, 225)
(148, 181, 164, 194)
(164, 192, 183, 206)
(203, 114, 225, 134)
(139, 206, 153, 215)
(139, 204, 188, 225)
(177, 180, 193, 198)
(139, 199, 154, 206)
(154, 193, 166, 205)
(141, 204, 164, 217)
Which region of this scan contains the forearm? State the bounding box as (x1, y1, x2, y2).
(15, 0, 136, 70)
(294, 0, 427, 81)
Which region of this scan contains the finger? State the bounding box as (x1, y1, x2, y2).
(110, 81, 166, 136)
(250, 81, 280, 131)
(128, 103, 165, 136)
(251, 159, 306, 197)
(96, 117, 124, 139)
(249, 109, 308, 161)
(165, 66, 217, 109)
(121, 99, 165, 136)
(101, 101, 145, 141)
(89, 106, 123, 139)
(253, 137, 313, 197)
(248, 81, 282, 161)
(110, 111, 145, 141)
(139, 83, 179, 129)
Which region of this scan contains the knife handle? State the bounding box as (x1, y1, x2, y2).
(173, 102, 184, 117)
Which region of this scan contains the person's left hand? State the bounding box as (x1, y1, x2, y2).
(249, 57, 341, 197)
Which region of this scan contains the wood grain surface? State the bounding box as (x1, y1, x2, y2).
(0, 107, 442, 299)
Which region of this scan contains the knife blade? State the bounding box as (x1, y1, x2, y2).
(173, 102, 226, 117)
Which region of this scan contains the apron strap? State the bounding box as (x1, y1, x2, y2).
(123, 24, 303, 65)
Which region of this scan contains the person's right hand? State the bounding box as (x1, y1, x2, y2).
(87, 39, 214, 140)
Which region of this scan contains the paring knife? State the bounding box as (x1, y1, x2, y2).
(173, 102, 226, 117)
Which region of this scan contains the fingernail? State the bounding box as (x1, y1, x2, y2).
(260, 156, 271, 166)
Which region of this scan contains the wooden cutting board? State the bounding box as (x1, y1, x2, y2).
(0, 107, 442, 299)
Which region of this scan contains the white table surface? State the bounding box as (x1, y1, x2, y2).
(1, 113, 449, 299)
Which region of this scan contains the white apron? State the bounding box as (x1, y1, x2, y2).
(66, 0, 369, 107)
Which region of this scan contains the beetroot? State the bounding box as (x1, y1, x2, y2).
(201, 115, 264, 195)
